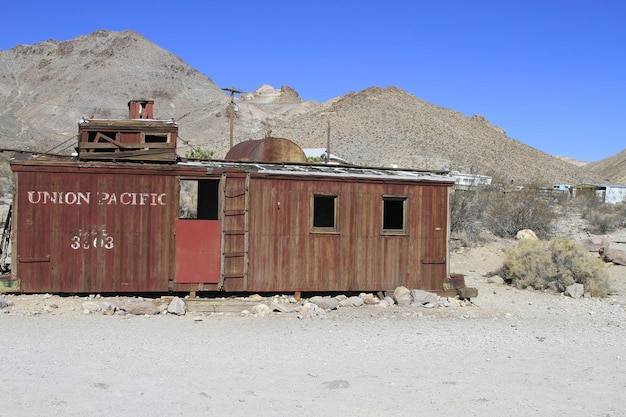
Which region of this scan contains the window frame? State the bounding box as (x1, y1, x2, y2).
(178, 178, 220, 220)
(311, 193, 339, 234)
(381, 195, 407, 235)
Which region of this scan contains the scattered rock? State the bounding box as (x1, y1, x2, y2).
(578, 237, 609, 252)
(350, 296, 364, 307)
(411, 290, 438, 305)
(309, 296, 339, 310)
(297, 302, 327, 319)
(118, 299, 160, 315)
(393, 286, 412, 306)
(270, 301, 296, 313)
(516, 229, 539, 240)
(346, 296, 364, 307)
(99, 301, 117, 315)
(251, 303, 271, 316)
(167, 296, 186, 315)
(599, 247, 626, 265)
(487, 275, 505, 284)
(359, 293, 379, 305)
(0, 297, 9, 309)
(565, 283, 585, 299)
(82, 301, 102, 313)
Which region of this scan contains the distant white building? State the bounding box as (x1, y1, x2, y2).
(449, 171, 492, 190)
(303, 148, 350, 165)
(572, 184, 626, 204)
(552, 184, 571, 191)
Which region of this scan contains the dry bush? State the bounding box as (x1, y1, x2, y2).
(450, 188, 489, 245)
(450, 185, 558, 243)
(481, 186, 557, 238)
(583, 202, 626, 234)
(185, 146, 214, 160)
(498, 238, 610, 297)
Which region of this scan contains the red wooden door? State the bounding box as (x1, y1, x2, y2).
(174, 220, 221, 283)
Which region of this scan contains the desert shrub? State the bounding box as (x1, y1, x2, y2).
(450, 188, 488, 238)
(307, 155, 326, 163)
(569, 191, 601, 214)
(185, 146, 214, 160)
(481, 186, 557, 238)
(584, 202, 626, 234)
(498, 238, 610, 297)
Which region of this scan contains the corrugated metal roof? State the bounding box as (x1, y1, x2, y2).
(11, 152, 453, 183)
(181, 160, 454, 183)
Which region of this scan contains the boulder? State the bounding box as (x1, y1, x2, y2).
(578, 237, 609, 252)
(359, 293, 379, 305)
(119, 299, 160, 315)
(297, 302, 327, 319)
(599, 247, 626, 265)
(410, 289, 438, 305)
(516, 229, 539, 240)
(167, 296, 186, 315)
(393, 286, 412, 306)
(270, 301, 296, 313)
(565, 283, 585, 299)
(348, 296, 364, 307)
(309, 296, 339, 311)
(251, 303, 271, 316)
(99, 301, 117, 315)
(487, 275, 505, 284)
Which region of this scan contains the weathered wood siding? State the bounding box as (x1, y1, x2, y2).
(12, 164, 178, 293)
(238, 175, 451, 293)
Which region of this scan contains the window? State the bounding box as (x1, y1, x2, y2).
(312, 194, 338, 232)
(179, 179, 220, 220)
(382, 196, 407, 234)
(144, 133, 169, 143)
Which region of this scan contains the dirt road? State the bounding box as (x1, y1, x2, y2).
(1, 238, 625, 417)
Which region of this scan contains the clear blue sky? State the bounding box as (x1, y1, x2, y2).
(2, 0, 624, 162)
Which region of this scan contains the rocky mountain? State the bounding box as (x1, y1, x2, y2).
(0, 30, 623, 185)
(587, 149, 626, 185)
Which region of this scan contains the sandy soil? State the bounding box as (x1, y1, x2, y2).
(1, 233, 626, 417)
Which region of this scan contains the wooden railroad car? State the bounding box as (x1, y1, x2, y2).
(1, 101, 459, 295)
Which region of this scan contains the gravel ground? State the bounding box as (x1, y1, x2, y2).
(1, 236, 626, 417)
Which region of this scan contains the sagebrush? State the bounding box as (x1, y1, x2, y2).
(497, 238, 610, 297)
(582, 201, 626, 234)
(451, 185, 558, 243)
(184, 146, 214, 160)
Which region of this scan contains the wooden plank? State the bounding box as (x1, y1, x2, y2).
(79, 142, 174, 150)
(184, 298, 255, 313)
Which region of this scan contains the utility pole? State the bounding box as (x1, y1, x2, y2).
(221, 85, 243, 149)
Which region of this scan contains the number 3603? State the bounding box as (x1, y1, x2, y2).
(70, 228, 114, 250)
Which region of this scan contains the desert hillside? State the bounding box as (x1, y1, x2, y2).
(0, 30, 623, 185)
(587, 149, 626, 184)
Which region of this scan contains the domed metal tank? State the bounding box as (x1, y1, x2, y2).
(224, 137, 307, 163)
